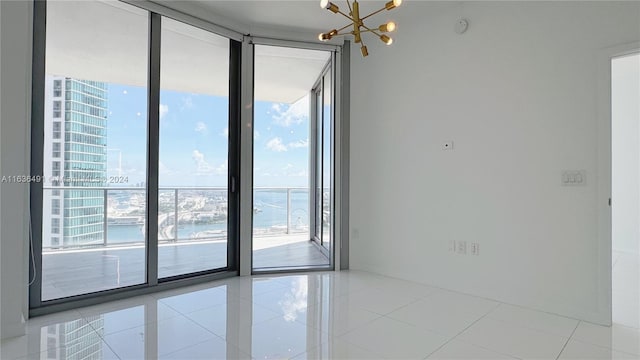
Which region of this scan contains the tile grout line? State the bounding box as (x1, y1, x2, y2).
(174, 307, 229, 344)
(355, 270, 598, 331)
(366, 285, 448, 319)
(421, 301, 508, 359)
(555, 320, 580, 360)
(446, 303, 525, 359)
(77, 311, 124, 360)
(486, 312, 580, 340)
(85, 302, 226, 358)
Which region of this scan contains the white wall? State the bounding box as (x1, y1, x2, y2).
(349, 1, 640, 324)
(612, 54, 640, 255)
(0, 0, 32, 340)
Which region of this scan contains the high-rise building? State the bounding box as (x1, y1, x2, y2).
(40, 316, 105, 360)
(43, 77, 108, 248)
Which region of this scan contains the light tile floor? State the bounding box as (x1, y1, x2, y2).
(3, 270, 640, 359)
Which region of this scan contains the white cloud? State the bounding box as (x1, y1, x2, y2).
(195, 121, 208, 135)
(266, 137, 288, 152)
(123, 90, 128, 95)
(158, 161, 172, 175)
(288, 139, 309, 149)
(159, 104, 169, 119)
(270, 95, 309, 127)
(282, 164, 308, 177)
(192, 150, 213, 173)
(215, 160, 228, 175)
(181, 96, 194, 110)
(136, 112, 141, 117)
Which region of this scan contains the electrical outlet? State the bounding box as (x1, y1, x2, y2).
(456, 241, 467, 254)
(470, 243, 479, 255)
(448, 240, 456, 252)
(561, 170, 586, 186)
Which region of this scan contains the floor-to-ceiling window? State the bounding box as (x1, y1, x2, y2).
(39, 0, 150, 301)
(30, 0, 343, 312)
(158, 17, 231, 279)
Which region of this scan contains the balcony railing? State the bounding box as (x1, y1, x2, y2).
(42, 186, 312, 251)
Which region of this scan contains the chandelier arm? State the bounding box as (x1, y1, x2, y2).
(359, 7, 386, 22)
(336, 9, 355, 22)
(346, 0, 353, 13)
(359, 23, 383, 38)
(335, 23, 352, 33)
(358, 28, 378, 34)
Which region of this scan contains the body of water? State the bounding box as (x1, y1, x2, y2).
(106, 190, 310, 244)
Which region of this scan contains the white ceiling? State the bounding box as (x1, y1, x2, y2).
(46, 0, 333, 103)
(156, 0, 391, 35)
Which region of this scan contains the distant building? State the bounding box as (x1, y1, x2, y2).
(43, 77, 108, 248)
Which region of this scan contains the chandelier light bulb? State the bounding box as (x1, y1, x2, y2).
(379, 21, 396, 32)
(322, 1, 340, 13)
(387, 21, 396, 31)
(385, 0, 400, 10)
(380, 34, 393, 45)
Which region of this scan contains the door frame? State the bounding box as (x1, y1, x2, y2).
(597, 41, 640, 326)
(310, 59, 334, 260)
(245, 37, 341, 274)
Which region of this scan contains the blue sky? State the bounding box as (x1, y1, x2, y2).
(106, 84, 310, 188)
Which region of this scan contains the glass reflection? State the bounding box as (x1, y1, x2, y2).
(279, 277, 308, 322)
(19, 273, 341, 359)
(38, 316, 106, 359)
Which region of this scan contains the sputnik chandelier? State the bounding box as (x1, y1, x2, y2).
(318, 0, 402, 57)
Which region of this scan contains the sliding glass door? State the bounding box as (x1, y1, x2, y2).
(31, 1, 239, 309)
(252, 44, 332, 270)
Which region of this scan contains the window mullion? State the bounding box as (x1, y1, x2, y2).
(146, 12, 161, 286)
